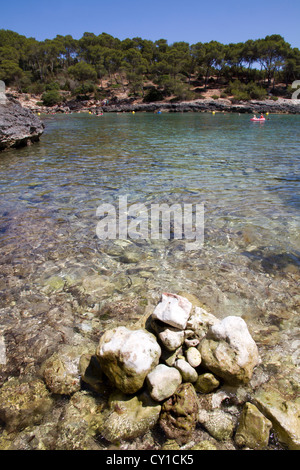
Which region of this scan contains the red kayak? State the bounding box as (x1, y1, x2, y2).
(250, 117, 266, 121)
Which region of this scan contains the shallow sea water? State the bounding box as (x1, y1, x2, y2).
(0, 112, 299, 390)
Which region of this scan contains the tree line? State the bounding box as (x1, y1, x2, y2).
(0, 30, 299, 105)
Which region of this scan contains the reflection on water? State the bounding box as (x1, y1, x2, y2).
(0, 113, 299, 385)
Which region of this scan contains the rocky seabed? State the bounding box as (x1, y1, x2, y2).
(0, 292, 299, 451)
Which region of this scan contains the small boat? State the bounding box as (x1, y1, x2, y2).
(250, 117, 266, 122)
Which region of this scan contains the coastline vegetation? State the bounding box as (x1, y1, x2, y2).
(0, 30, 299, 106)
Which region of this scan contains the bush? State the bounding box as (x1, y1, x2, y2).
(246, 82, 267, 100)
(27, 82, 46, 95)
(45, 81, 60, 91)
(143, 87, 165, 102)
(73, 81, 96, 96)
(42, 89, 62, 106)
(211, 94, 219, 100)
(16, 72, 33, 93)
(173, 83, 194, 101)
(226, 80, 267, 101)
(155, 76, 194, 101)
(94, 88, 109, 100)
(62, 80, 71, 91)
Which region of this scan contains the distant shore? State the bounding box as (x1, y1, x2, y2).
(98, 98, 300, 115)
(6, 90, 300, 115)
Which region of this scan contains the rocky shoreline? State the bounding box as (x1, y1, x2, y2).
(1, 292, 299, 451)
(6, 87, 300, 115)
(38, 97, 300, 115)
(98, 98, 300, 115)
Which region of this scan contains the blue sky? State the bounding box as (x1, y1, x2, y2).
(1, 0, 299, 48)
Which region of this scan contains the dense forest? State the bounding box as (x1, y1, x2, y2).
(0, 30, 300, 105)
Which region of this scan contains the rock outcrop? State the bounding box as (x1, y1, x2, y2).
(0, 90, 44, 151)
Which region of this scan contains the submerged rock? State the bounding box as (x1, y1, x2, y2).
(200, 316, 260, 385)
(159, 383, 199, 444)
(161, 439, 181, 450)
(235, 402, 272, 449)
(254, 386, 300, 450)
(79, 353, 106, 394)
(43, 275, 65, 293)
(56, 391, 104, 450)
(96, 326, 161, 394)
(42, 344, 94, 395)
(194, 373, 220, 394)
(0, 377, 53, 432)
(100, 390, 161, 442)
(198, 408, 235, 441)
(191, 440, 218, 450)
(0, 95, 44, 151)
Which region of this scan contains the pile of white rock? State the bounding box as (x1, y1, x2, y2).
(96, 292, 260, 403)
(35, 292, 299, 449)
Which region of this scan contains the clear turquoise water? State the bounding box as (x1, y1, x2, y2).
(0, 112, 299, 367)
(1, 113, 300, 214)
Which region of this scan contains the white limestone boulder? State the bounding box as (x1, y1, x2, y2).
(199, 316, 260, 385)
(152, 293, 192, 330)
(96, 326, 161, 394)
(146, 364, 182, 402)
